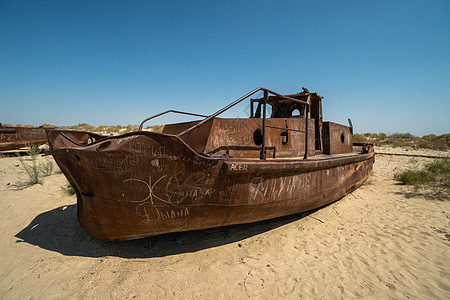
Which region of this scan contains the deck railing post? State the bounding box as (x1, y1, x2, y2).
(261, 90, 268, 160)
(304, 94, 310, 159)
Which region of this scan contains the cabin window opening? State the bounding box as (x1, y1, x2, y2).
(252, 103, 273, 118)
(341, 133, 345, 143)
(253, 129, 263, 146)
(292, 109, 301, 117)
(265, 104, 273, 119)
(281, 131, 288, 145)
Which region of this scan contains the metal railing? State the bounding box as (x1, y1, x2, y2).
(139, 88, 311, 159)
(138, 110, 208, 131)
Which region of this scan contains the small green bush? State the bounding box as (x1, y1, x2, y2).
(395, 170, 429, 186)
(63, 183, 76, 195)
(395, 157, 450, 198)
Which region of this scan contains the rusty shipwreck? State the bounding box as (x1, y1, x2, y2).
(47, 88, 374, 241)
(0, 124, 50, 151)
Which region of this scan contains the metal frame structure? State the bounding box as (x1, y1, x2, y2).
(138, 88, 311, 160)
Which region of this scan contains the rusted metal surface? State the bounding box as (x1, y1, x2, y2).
(47, 87, 374, 241)
(0, 124, 52, 151)
(322, 122, 353, 155)
(201, 118, 315, 159)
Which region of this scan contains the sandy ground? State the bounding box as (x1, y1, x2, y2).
(0, 147, 449, 299)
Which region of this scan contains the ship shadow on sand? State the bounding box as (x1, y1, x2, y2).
(16, 204, 316, 258)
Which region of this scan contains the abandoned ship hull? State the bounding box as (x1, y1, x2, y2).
(0, 125, 50, 151)
(49, 131, 374, 241)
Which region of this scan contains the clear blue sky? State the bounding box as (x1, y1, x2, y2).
(0, 0, 449, 136)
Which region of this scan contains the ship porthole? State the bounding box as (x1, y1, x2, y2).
(341, 133, 345, 143)
(281, 131, 288, 145)
(253, 129, 263, 146)
(97, 141, 112, 151)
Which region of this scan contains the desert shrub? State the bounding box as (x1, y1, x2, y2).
(66, 123, 96, 132)
(16, 145, 42, 187)
(354, 132, 389, 145)
(16, 145, 57, 188)
(146, 125, 164, 133)
(26, 144, 41, 156)
(353, 134, 368, 143)
(125, 124, 138, 132)
(95, 125, 108, 132)
(17, 157, 41, 186)
(382, 132, 417, 146)
(391, 139, 412, 147)
(395, 157, 450, 198)
(396, 170, 429, 186)
(63, 183, 76, 195)
(368, 132, 448, 149)
(59, 123, 164, 134)
(17, 158, 41, 187)
(418, 134, 450, 151)
(105, 125, 123, 134)
(40, 157, 55, 176)
(391, 133, 416, 140)
(363, 133, 379, 139)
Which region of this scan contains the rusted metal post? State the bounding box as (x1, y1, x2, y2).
(304, 94, 310, 159)
(261, 90, 268, 160)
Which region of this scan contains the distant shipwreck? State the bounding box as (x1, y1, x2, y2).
(0, 124, 50, 151)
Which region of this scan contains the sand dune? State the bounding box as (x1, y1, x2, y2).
(0, 147, 449, 299)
